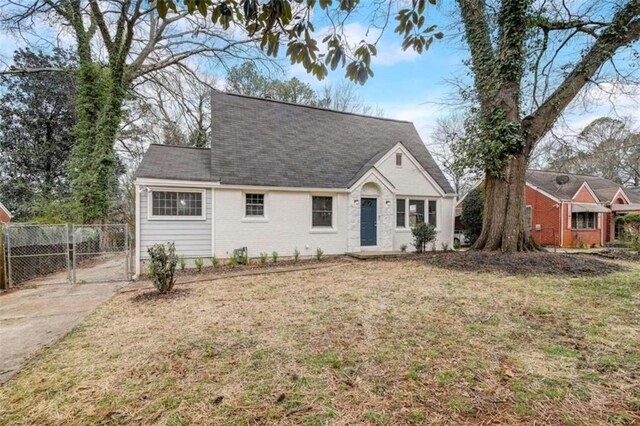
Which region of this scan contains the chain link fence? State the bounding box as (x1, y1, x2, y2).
(1, 223, 130, 288)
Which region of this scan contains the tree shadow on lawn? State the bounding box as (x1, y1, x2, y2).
(423, 251, 626, 277)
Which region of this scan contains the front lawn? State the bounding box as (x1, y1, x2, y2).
(1, 259, 639, 425)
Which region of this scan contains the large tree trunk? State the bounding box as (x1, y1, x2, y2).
(472, 153, 540, 252)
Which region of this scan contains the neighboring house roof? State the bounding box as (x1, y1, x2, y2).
(0, 201, 12, 221)
(525, 170, 640, 203)
(136, 91, 454, 194)
(136, 145, 212, 182)
(210, 91, 454, 192)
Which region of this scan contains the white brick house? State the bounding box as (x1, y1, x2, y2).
(134, 91, 456, 275)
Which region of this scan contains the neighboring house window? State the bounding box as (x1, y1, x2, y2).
(151, 191, 202, 217)
(427, 200, 437, 227)
(525, 205, 532, 229)
(245, 193, 265, 217)
(409, 200, 424, 226)
(396, 153, 402, 166)
(396, 198, 406, 227)
(312, 196, 333, 227)
(572, 212, 596, 229)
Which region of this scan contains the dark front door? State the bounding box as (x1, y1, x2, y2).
(360, 198, 377, 246)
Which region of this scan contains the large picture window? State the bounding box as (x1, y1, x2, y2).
(572, 212, 596, 230)
(396, 199, 406, 227)
(312, 196, 333, 227)
(409, 200, 424, 226)
(245, 193, 265, 217)
(151, 191, 203, 217)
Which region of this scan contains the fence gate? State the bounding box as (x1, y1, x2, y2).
(1, 223, 130, 288)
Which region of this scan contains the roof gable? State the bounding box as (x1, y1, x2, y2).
(525, 170, 636, 203)
(572, 182, 599, 203)
(0, 202, 12, 219)
(210, 91, 454, 192)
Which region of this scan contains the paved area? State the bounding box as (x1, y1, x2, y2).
(0, 280, 127, 384)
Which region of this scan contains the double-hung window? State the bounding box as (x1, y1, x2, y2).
(427, 200, 437, 227)
(312, 196, 333, 227)
(245, 194, 265, 217)
(396, 199, 406, 227)
(151, 190, 203, 218)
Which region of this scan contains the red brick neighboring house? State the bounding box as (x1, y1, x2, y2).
(0, 202, 11, 224)
(456, 170, 640, 248)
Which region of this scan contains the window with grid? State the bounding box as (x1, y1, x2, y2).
(245, 194, 265, 217)
(396, 198, 406, 227)
(151, 191, 202, 217)
(312, 196, 333, 227)
(525, 206, 532, 229)
(427, 200, 437, 227)
(409, 200, 424, 226)
(571, 212, 596, 229)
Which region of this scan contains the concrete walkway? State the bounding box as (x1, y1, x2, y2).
(0, 281, 126, 384)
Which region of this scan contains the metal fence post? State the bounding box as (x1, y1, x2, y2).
(6, 225, 12, 288)
(72, 225, 77, 285)
(124, 226, 130, 281)
(65, 224, 71, 284)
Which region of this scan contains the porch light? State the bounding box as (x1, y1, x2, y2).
(385, 200, 391, 206)
(354, 199, 360, 205)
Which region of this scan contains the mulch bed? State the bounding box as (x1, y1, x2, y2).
(593, 249, 640, 262)
(422, 251, 626, 277)
(173, 256, 354, 278)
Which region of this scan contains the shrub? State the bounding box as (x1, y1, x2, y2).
(228, 256, 238, 267)
(272, 251, 279, 263)
(453, 240, 461, 250)
(147, 242, 177, 294)
(259, 252, 268, 264)
(441, 242, 449, 252)
(461, 187, 484, 244)
(178, 256, 186, 270)
(412, 222, 437, 253)
(293, 248, 300, 262)
(194, 257, 204, 272)
(619, 214, 640, 251)
(400, 244, 407, 252)
(316, 247, 324, 261)
(210, 256, 219, 267)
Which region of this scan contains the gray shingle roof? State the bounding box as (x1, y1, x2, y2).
(136, 91, 454, 194)
(526, 170, 640, 203)
(135, 145, 212, 181)
(210, 91, 454, 193)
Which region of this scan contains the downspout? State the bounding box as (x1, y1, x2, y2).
(559, 202, 564, 248)
(134, 183, 141, 279)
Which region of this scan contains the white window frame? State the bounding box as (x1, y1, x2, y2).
(147, 188, 206, 221)
(396, 198, 407, 230)
(403, 197, 439, 230)
(525, 205, 533, 229)
(395, 152, 403, 167)
(571, 211, 597, 230)
(242, 191, 269, 222)
(310, 194, 337, 233)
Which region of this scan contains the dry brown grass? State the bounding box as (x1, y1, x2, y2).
(1, 260, 639, 425)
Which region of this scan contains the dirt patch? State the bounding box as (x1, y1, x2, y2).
(592, 249, 640, 262)
(130, 288, 192, 303)
(424, 251, 624, 276)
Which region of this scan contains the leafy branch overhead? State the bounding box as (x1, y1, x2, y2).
(155, 0, 441, 84)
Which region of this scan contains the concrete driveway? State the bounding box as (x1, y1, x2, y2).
(0, 280, 127, 384)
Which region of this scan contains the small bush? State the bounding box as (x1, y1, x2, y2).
(412, 222, 437, 253)
(441, 242, 449, 252)
(210, 256, 219, 267)
(194, 257, 204, 272)
(400, 244, 407, 252)
(259, 252, 268, 264)
(316, 247, 324, 261)
(272, 251, 279, 263)
(293, 248, 300, 262)
(147, 242, 178, 294)
(453, 240, 461, 250)
(228, 256, 238, 267)
(178, 256, 186, 271)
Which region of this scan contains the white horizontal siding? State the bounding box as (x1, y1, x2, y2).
(139, 188, 212, 259)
